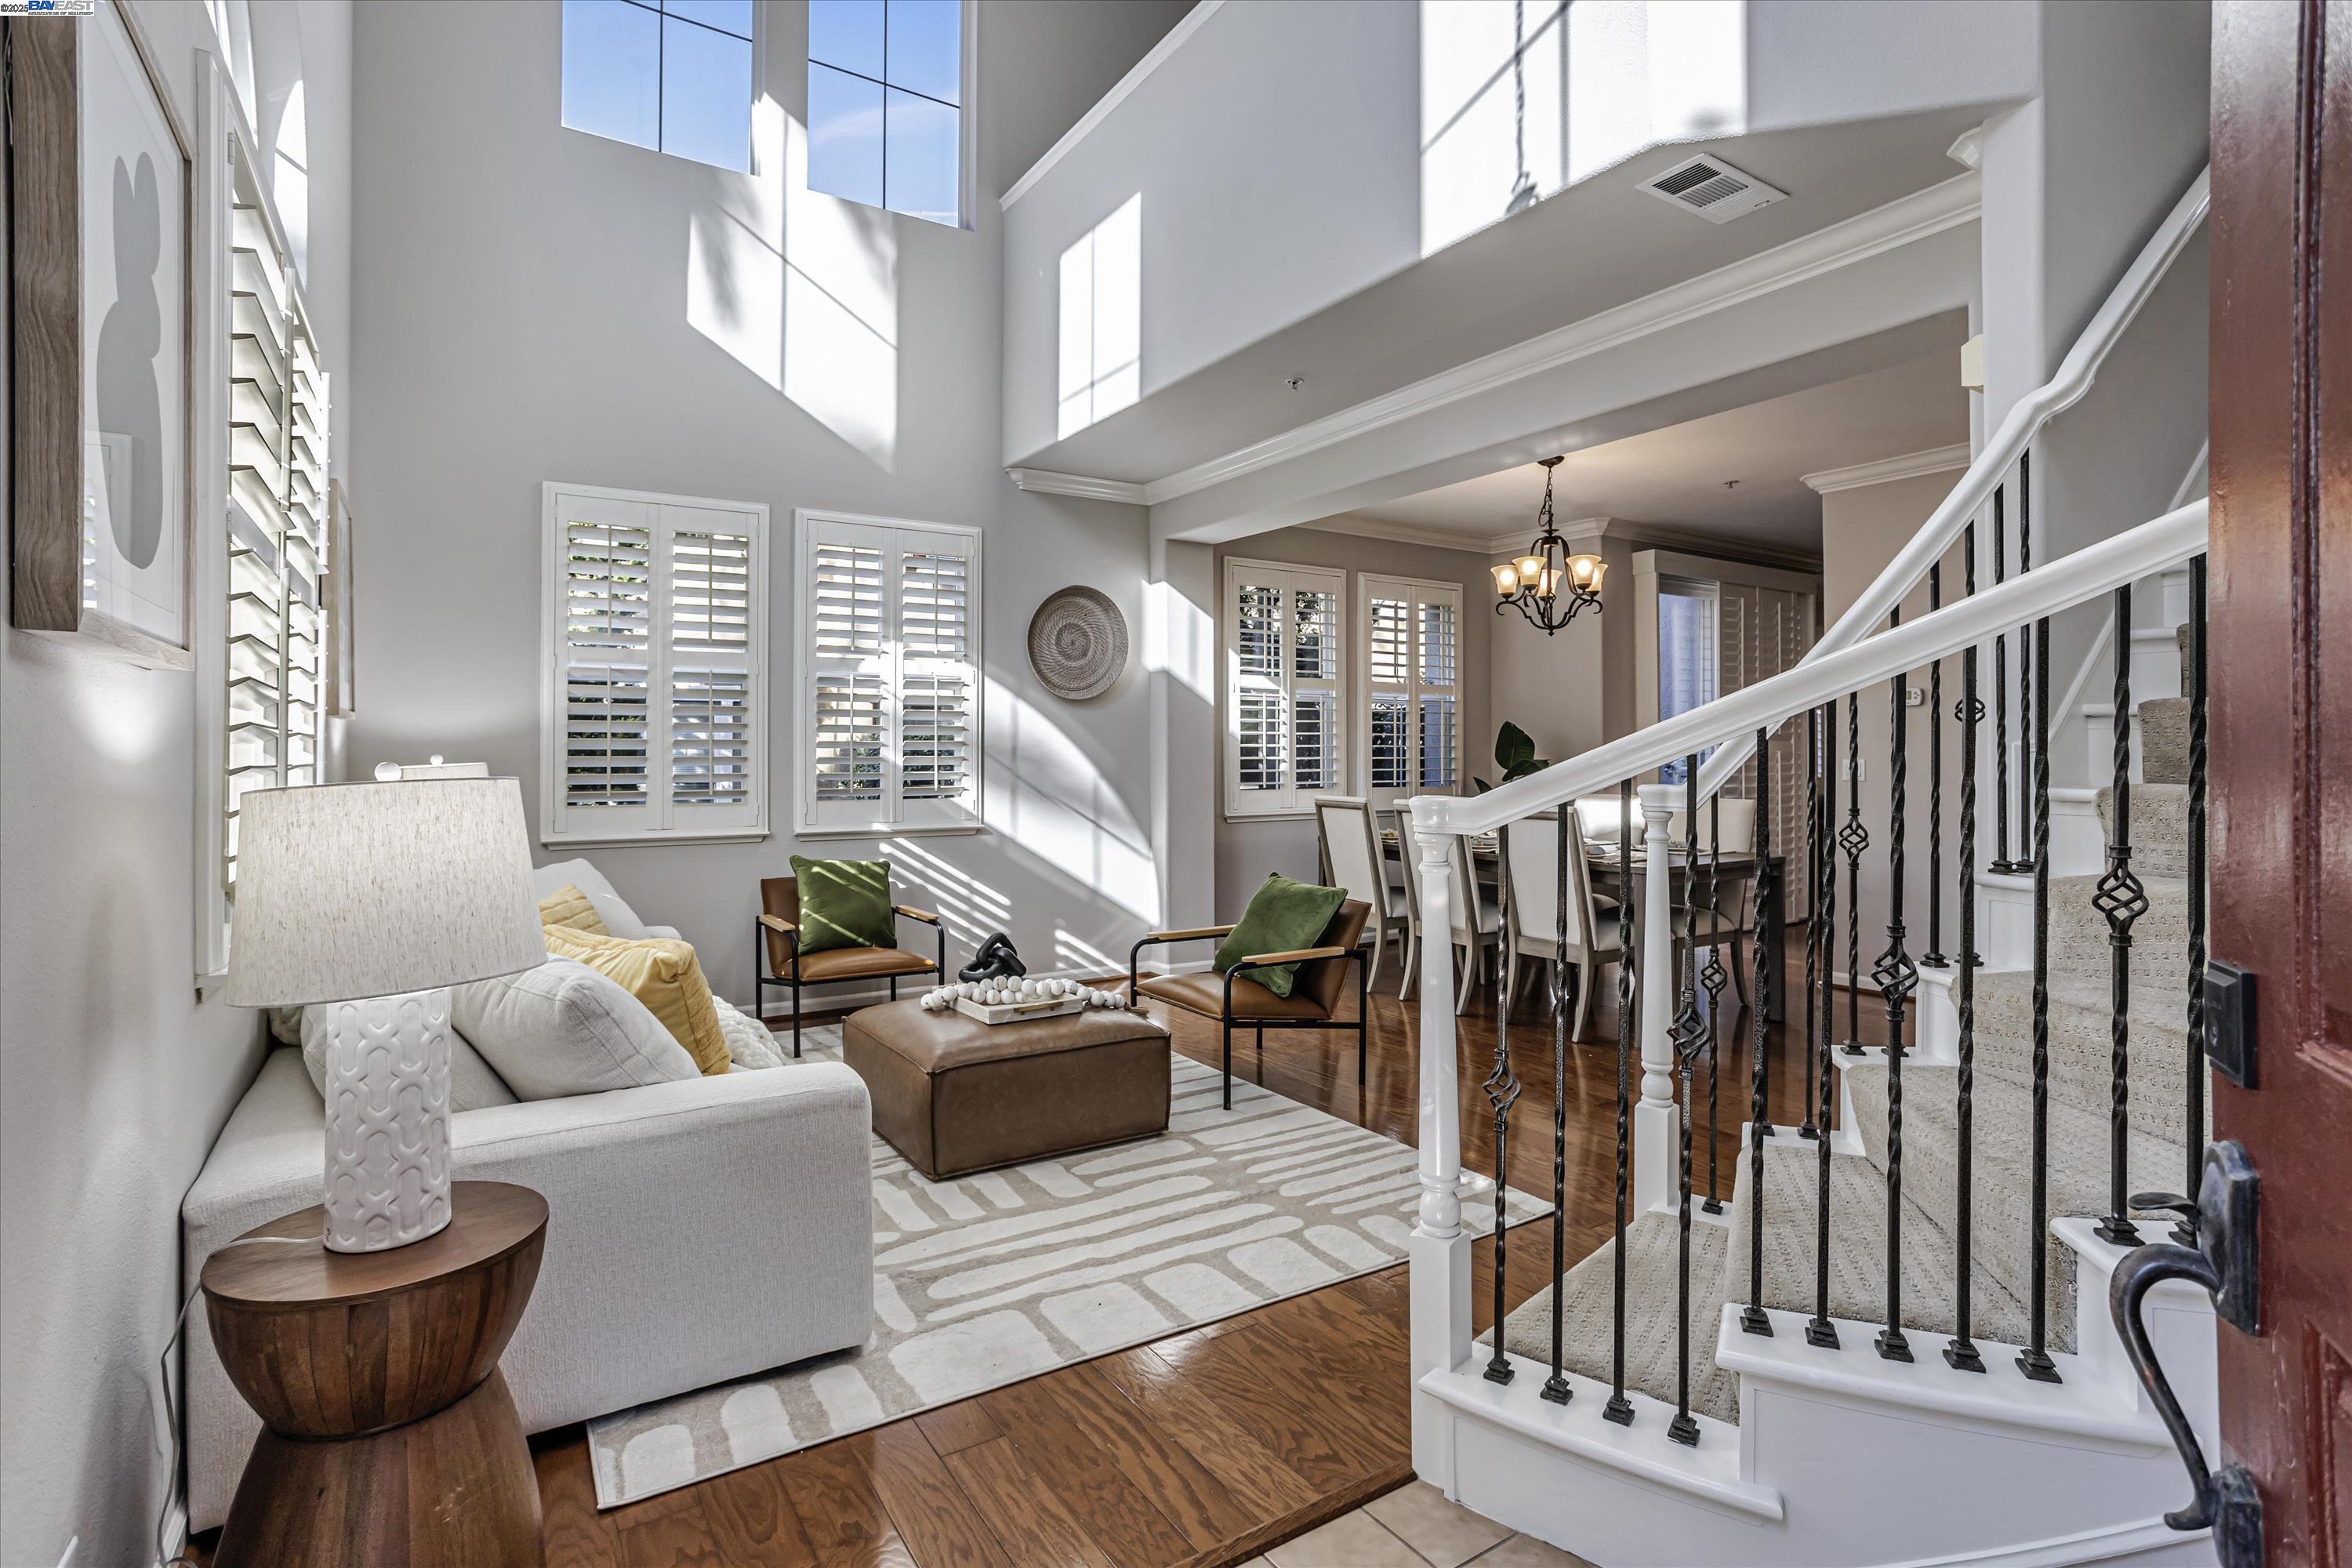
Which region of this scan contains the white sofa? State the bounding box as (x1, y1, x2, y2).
(180, 860, 874, 1533)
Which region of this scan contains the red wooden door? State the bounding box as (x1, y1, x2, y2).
(2209, 2, 2352, 1563)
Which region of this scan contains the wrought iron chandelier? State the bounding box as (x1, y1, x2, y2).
(1492, 456, 1606, 633)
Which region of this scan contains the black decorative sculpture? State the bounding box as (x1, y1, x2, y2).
(959, 932, 1026, 984)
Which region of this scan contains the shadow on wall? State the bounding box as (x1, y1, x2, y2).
(688, 93, 899, 471)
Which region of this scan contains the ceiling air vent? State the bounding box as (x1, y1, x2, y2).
(1640, 154, 1787, 225)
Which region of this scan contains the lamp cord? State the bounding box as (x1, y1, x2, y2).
(156, 1233, 318, 1568)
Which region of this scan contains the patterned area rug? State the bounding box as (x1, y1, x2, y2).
(586, 1025, 1547, 1507)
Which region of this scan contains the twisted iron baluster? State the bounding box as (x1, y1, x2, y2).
(2018, 613, 2062, 1384)
(2093, 584, 2148, 1246)
(1606, 779, 1636, 1425)
(1543, 801, 1573, 1403)
(1945, 630, 1986, 1372)
(1483, 869, 1521, 1384)
(1923, 562, 1947, 968)
(2014, 452, 2035, 872)
(1806, 703, 1840, 1349)
(1873, 606, 1918, 1363)
(1798, 706, 1820, 1142)
(2178, 556, 2208, 1246)
(1841, 691, 1867, 1053)
(1668, 757, 1706, 1445)
(1702, 794, 1730, 1210)
(1991, 487, 2014, 873)
(1741, 728, 1775, 1337)
(1961, 523, 1984, 966)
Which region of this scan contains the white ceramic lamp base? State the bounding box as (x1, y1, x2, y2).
(320, 989, 454, 1253)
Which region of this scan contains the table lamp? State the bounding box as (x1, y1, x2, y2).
(224, 776, 546, 1252)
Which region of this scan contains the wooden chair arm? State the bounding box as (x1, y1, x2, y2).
(894, 905, 942, 926)
(757, 913, 798, 935)
(1145, 925, 1236, 944)
(1232, 945, 1348, 968)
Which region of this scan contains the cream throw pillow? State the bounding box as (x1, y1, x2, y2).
(537, 882, 608, 934)
(449, 957, 699, 1098)
(540, 924, 731, 1076)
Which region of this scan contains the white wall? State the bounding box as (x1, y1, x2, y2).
(345, 0, 1191, 1007)
(0, 6, 353, 1566)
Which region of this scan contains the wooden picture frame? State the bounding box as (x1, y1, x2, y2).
(6, 2, 198, 668)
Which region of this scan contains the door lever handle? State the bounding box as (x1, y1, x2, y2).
(2110, 1141, 2263, 1568)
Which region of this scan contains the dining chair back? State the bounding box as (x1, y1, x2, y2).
(1314, 797, 1402, 991)
(1383, 810, 1425, 1000)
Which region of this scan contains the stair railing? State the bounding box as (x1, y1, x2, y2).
(1410, 496, 2208, 1473)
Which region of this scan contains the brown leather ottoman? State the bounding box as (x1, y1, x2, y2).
(841, 1000, 1172, 1180)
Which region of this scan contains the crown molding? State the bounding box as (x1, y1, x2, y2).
(1483, 514, 1820, 573)
(1000, 0, 1228, 211)
(1006, 467, 1149, 505)
(1481, 515, 1617, 555)
(1800, 442, 1973, 495)
(1136, 172, 1981, 509)
(1291, 515, 1501, 553)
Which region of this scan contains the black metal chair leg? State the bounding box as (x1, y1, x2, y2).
(792, 981, 802, 1058)
(1222, 1019, 1232, 1109)
(891, 975, 898, 1000)
(1359, 949, 1370, 1084)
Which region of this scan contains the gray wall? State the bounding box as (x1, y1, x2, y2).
(1211, 528, 1494, 918)
(0, 6, 353, 1566)
(346, 0, 1189, 1004)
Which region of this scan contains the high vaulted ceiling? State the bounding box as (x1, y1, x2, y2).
(1336, 340, 1971, 557)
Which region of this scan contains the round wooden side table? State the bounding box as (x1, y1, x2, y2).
(200, 1180, 548, 1567)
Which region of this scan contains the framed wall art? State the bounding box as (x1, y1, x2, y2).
(7, 2, 197, 668)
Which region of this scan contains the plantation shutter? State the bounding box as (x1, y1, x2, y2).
(800, 514, 984, 834)
(1225, 560, 1346, 816)
(544, 488, 767, 843)
(1360, 575, 1461, 807)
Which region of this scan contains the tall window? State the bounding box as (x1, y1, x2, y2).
(1224, 560, 1344, 818)
(541, 484, 769, 844)
(797, 511, 982, 834)
(808, 0, 965, 226)
(1657, 577, 1719, 785)
(223, 138, 330, 909)
(1361, 575, 1461, 804)
(562, 0, 754, 174)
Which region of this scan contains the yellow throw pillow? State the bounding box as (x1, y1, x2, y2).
(538, 883, 608, 935)
(541, 925, 729, 1076)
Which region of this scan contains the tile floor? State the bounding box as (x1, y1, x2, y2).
(1241, 1482, 1596, 1568)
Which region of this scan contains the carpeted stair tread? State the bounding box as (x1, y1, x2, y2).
(1843, 1060, 2192, 1351)
(1722, 1135, 2034, 1353)
(1498, 1211, 1738, 1424)
(2042, 873, 2194, 985)
(1972, 970, 2192, 1138)
(2138, 698, 2190, 785)
(2096, 783, 2188, 878)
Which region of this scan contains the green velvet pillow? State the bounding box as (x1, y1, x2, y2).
(1214, 873, 1348, 998)
(790, 856, 897, 953)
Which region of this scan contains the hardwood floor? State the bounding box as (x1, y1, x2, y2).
(202, 930, 1892, 1568)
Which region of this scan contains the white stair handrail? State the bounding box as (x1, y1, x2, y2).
(1414, 499, 2208, 839)
(1679, 164, 2212, 806)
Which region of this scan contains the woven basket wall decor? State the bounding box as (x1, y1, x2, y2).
(1026, 586, 1127, 701)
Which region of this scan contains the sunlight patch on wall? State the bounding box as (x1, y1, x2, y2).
(686, 94, 899, 470)
(883, 836, 1011, 947)
(1420, 0, 1746, 256)
(1056, 194, 1142, 440)
(982, 677, 1158, 920)
(1143, 578, 1213, 703)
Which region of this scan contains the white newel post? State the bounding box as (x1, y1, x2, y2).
(1633, 783, 1679, 1216)
(1406, 809, 1470, 1489)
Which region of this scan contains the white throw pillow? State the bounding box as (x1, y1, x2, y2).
(448, 957, 698, 1099)
(711, 995, 786, 1070)
(528, 858, 652, 939)
(299, 990, 520, 1112)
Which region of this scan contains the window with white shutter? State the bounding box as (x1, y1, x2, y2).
(541, 484, 769, 845)
(1359, 575, 1460, 807)
(797, 511, 983, 835)
(1224, 559, 1346, 818)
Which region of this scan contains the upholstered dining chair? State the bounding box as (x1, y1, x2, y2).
(756, 875, 946, 1057)
(1446, 833, 1503, 1015)
(1667, 795, 1759, 1005)
(1381, 809, 1423, 999)
(1500, 811, 1624, 1041)
(1127, 901, 1370, 1109)
(1314, 797, 1405, 993)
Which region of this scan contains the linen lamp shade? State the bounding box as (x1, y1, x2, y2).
(225, 777, 546, 1007)
(224, 776, 546, 1252)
